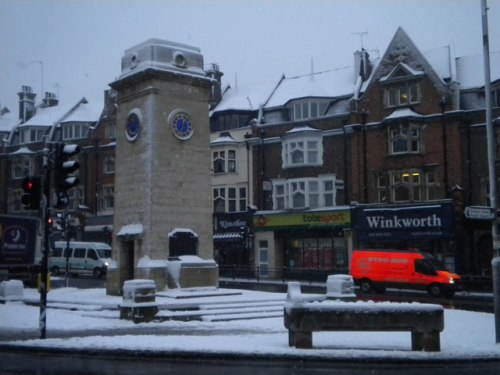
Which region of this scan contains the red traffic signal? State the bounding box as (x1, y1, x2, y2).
(21, 176, 41, 210)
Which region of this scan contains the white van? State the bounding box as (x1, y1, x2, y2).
(49, 241, 112, 278)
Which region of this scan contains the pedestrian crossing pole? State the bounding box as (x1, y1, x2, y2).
(39, 144, 53, 339)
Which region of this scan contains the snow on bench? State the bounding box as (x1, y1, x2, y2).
(284, 279, 444, 351)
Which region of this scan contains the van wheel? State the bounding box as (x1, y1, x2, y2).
(360, 279, 373, 293)
(93, 268, 102, 278)
(428, 283, 442, 297)
(51, 266, 60, 276)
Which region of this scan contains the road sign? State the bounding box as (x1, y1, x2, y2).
(464, 206, 494, 220)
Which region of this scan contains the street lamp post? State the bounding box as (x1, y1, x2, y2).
(481, 0, 500, 343)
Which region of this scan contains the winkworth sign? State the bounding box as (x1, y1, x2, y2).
(355, 203, 454, 241)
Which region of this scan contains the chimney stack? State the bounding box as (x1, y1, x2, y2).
(206, 63, 224, 110)
(353, 49, 372, 81)
(17, 86, 36, 122)
(42, 92, 58, 107)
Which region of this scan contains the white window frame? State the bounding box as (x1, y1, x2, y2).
(272, 175, 337, 210)
(389, 123, 421, 155)
(292, 100, 329, 121)
(213, 186, 247, 213)
(104, 155, 115, 175)
(390, 170, 422, 202)
(62, 123, 89, 140)
(213, 148, 237, 174)
(11, 158, 33, 179)
(107, 123, 116, 139)
(19, 127, 45, 144)
(282, 135, 323, 168)
(100, 185, 114, 211)
(386, 82, 420, 107)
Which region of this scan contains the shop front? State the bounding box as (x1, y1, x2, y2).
(253, 207, 352, 281)
(354, 201, 457, 272)
(213, 212, 251, 277)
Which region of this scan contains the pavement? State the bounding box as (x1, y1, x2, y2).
(1, 281, 500, 365)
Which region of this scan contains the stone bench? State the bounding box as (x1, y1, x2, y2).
(284, 281, 444, 351)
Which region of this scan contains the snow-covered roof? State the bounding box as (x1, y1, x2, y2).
(211, 132, 238, 146)
(9, 146, 35, 155)
(456, 51, 500, 90)
(283, 125, 321, 137)
(213, 81, 276, 112)
(265, 67, 354, 108)
(423, 45, 453, 82)
(19, 102, 75, 128)
(0, 110, 17, 133)
(61, 102, 102, 123)
(379, 62, 425, 82)
(384, 108, 423, 121)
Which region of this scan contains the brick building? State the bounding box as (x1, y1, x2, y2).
(210, 27, 500, 280)
(1, 27, 499, 282)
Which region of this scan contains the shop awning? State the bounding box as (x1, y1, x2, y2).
(213, 232, 243, 242)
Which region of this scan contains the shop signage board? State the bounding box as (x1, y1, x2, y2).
(355, 202, 454, 242)
(254, 209, 351, 230)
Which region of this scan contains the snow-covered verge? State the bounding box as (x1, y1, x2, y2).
(0, 287, 499, 362)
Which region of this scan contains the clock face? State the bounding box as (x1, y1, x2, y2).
(126, 112, 141, 142)
(169, 110, 193, 140)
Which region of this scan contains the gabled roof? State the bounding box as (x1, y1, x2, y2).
(360, 27, 449, 97)
(379, 62, 425, 82)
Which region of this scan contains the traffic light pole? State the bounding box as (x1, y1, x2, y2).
(39, 144, 52, 339)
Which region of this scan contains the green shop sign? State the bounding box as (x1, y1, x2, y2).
(254, 209, 351, 230)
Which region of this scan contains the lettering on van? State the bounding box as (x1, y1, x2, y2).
(365, 214, 442, 229)
(367, 257, 409, 264)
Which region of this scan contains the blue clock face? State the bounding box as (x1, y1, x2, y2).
(170, 111, 193, 140)
(126, 113, 141, 142)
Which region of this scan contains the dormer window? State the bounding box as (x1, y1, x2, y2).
(282, 126, 323, 168)
(291, 100, 329, 121)
(62, 122, 89, 140)
(387, 82, 420, 107)
(381, 63, 422, 108)
(19, 127, 45, 144)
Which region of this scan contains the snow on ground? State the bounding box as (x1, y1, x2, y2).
(1, 286, 499, 361)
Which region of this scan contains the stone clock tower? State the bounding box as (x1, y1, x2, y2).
(107, 39, 215, 294)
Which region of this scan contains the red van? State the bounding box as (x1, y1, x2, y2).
(350, 249, 461, 297)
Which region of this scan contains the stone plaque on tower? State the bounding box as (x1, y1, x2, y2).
(107, 39, 216, 294)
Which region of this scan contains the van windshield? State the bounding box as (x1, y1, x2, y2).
(422, 252, 449, 272)
(96, 249, 112, 258)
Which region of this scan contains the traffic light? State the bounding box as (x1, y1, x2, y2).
(54, 143, 80, 209)
(21, 176, 41, 210)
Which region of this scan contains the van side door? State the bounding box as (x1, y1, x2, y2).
(72, 247, 86, 271)
(86, 248, 99, 270)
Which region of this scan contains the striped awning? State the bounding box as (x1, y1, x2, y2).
(213, 232, 243, 242)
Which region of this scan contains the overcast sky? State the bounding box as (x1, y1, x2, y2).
(1, 0, 499, 116)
